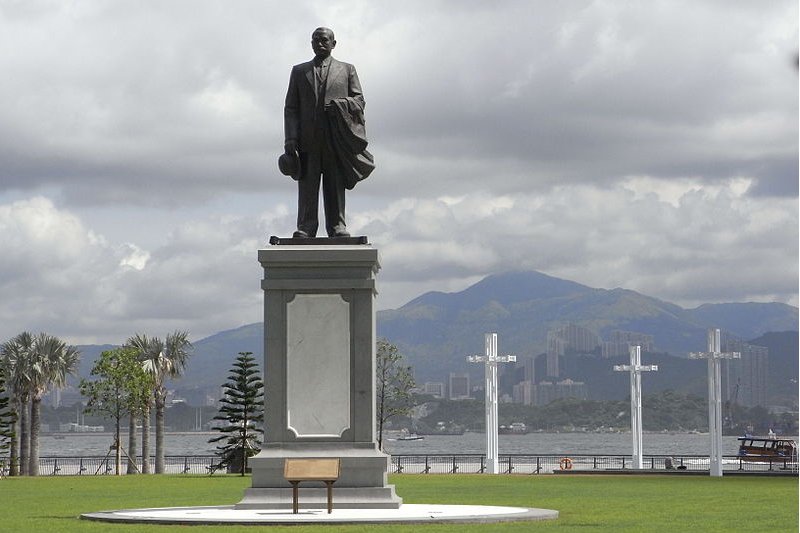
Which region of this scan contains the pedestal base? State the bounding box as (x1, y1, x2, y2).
(237, 487, 401, 510)
(237, 443, 401, 510)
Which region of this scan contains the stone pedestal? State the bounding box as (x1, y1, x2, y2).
(237, 243, 401, 510)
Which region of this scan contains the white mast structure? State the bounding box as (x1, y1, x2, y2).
(467, 333, 516, 474)
(613, 345, 658, 469)
(689, 328, 740, 477)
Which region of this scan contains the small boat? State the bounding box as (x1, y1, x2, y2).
(499, 422, 529, 435)
(417, 421, 465, 436)
(397, 429, 424, 441)
(737, 435, 797, 462)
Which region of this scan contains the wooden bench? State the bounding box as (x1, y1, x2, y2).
(283, 458, 341, 514)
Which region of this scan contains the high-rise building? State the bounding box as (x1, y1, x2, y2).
(448, 373, 471, 400)
(601, 330, 656, 358)
(423, 382, 445, 399)
(532, 378, 588, 406)
(48, 387, 62, 408)
(47, 385, 83, 408)
(512, 380, 534, 405)
(546, 323, 601, 377)
(723, 338, 769, 407)
(521, 355, 536, 383)
(545, 337, 566, 378)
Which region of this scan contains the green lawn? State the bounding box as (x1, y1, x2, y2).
(1, 474, 796, 532)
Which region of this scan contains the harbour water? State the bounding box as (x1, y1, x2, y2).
(35, 431, 769, 457)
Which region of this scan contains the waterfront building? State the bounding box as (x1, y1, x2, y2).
(59, 422, 105, 432)
(533, 378, 588, 406)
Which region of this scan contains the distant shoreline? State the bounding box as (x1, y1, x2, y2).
(42, 431, 218, 437)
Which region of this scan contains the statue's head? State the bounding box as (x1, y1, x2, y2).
(311, 27, 336, 59)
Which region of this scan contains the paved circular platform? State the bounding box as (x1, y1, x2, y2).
(81, 504, 558, 525)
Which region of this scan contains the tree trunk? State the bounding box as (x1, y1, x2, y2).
(28, 395, 41, 476)
(127, 414, 138, 474)
(155, 388, 166, 474)
(115, 416, 121, 475)
(241, 417, 247, 477)
(19, 397, 29, 476)
(377, 383, 385, 451)
(141, 405, 151, 474)
(9, 401, 19, 476)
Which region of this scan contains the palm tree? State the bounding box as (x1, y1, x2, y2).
(125, 406, 138, 475)
(0, 367, 15, 461)
(1, 332, 33, 476)
(124, 333, 160, 474)
(26, 333, 80, 475)
(146, 331, 192, 474)
(128, 331, 192, 474)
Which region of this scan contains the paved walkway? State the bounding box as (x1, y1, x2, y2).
(82, 504, 558, 525)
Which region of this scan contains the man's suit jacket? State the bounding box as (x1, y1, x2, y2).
(284, 57, 364, 154)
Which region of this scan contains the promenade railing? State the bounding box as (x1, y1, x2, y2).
(1, 453, 796, 476)
(390, 454, 798, 474)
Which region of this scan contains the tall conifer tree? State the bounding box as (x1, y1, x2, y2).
(209, 352, 264, 475)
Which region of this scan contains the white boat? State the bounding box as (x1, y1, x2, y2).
(397, 429, 424, 441)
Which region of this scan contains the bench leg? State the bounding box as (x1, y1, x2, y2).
(291, 481, 299, 514)
(325, 481, 333, 513)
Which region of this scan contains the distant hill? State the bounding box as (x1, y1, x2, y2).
(687, 303, 799, 340)
(165, 323, 263, 404)
(72, 344, 116, 385)
(71, 270, 797, 405)
(377, 270, 797, 384)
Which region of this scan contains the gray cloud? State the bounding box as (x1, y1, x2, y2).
(0, 1, 795, 205)
(360, 179, 798, 309)
(0, 174, 795, 345)
(0, 1, 796, 344)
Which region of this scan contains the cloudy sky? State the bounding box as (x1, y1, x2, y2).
(0, 1, 797, 345)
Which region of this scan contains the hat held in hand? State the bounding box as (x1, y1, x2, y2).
(278, 151, 301, 181)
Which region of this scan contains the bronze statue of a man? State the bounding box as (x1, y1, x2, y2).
(283, 27, 374, 238)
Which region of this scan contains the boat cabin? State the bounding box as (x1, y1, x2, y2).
(737, 436, 797, 462)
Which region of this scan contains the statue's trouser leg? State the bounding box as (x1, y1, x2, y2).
(321, 142, 346, 236)
(297, 151, 322, 236)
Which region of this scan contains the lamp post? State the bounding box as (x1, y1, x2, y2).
(467, 333, 516, 474)
(689, 328, 740, 477)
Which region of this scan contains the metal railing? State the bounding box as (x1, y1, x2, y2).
(390, 454, 799, 474)
(1, 453, 796, 476)
(1, 455, 219, 476)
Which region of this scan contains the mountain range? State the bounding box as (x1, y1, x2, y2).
(75, 270, 797, 404)
(375, 271, 797, 383)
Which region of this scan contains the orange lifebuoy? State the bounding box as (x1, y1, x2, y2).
(559, 457, 573, 470)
